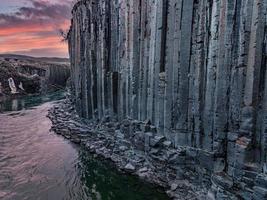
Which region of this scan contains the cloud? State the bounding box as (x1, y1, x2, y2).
(8, 47, 68, 58)
(18, 1, 70, 21)
(0, 0, 71, 58)
(0, 0, 71, 29)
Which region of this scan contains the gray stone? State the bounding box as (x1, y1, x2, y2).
(119, 146, 128, 151)
(170, 183, 178, 191)
(150, 135, 165, 147)
(255, 174, 267, 188)
(213, 158, 226, 173)
(163, 141, 172, 147)
(253, 186, 267, 199)
(138, 167, 148, 173)
(124, 163, 136, 172)
(144, 132, 153, 152)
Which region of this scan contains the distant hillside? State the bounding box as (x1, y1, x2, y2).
(0, 54, 69, 65)
(0, 54, 70, 98)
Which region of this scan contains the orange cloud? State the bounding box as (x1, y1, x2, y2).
(0, 0, 71, 58)
(0, 22, 70, 57)
(0, 25, 53, 36)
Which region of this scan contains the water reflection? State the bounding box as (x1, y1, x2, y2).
(0, 92, 169, 200)
(76, 149, 168, 200)
(11, 99, 18, 110)
(0, 90, 66, 112)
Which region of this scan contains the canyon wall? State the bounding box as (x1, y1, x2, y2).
(46, 64, 70, 89)
(0, 56, 70, 94)
(68, 0, 267, 199)
(16, 64, 70, 91)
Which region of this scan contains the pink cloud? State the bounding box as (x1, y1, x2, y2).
(0, 0, 72, 58)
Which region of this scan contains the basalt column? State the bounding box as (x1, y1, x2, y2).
(68, 0, 267, 199)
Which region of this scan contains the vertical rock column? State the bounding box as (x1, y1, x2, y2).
(68, 1, 267, 197)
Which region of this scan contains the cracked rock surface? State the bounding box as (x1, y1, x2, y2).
(63, 0, 267, 199)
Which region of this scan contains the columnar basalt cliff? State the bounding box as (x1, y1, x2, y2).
(67, 0, 267, 199)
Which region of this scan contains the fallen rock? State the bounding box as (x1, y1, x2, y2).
(138, 167, 148, 173)
(150, 135, 165, 147)
(171, 183, 178, 191)
(124, 163, 136, 172)
(163, 140, 172, 148)
(119, 146, 128, 151)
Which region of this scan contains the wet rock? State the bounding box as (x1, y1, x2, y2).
(163, 141, 172, 148)
(71, 138, 81, 144)
(144, 119, 152, 126)
(115, 130, 124, 139)
(253, 186, 267, 199)
(150, 135, 165, 147)
(198, 151, 214, 171)
(122, 119, 131, 127)
(119, 146, 128, 151)
(168, 153, 185, 165)
(144, 132, 153, 152)
(171, 183, 178, 191)
(138, 167, 148, 173)
(150, 148, 160, 155)
(211, 173, 233, 190)
(124, 163, 135, 172)
(213, 158, 226, 173)
(141, 119, 152, 132)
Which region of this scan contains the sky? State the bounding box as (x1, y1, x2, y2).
(0, 0, 73, 58)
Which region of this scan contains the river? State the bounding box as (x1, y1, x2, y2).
(0, 92, 169, 200)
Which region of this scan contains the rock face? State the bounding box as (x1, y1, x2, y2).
(0, 55, 70, 96)
(0, 60, 41, 95)
(68, 0, 267, 199)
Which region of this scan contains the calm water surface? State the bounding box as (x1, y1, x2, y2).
(0, 92, 169, 200)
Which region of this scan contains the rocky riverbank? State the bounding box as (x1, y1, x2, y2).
(48, 95, 214, 200)
(49, 98, 267, 200)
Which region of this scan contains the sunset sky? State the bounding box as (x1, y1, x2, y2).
(0, 0, 72, 58)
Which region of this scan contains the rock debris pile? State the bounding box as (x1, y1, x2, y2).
(49, 98, 208, 199)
